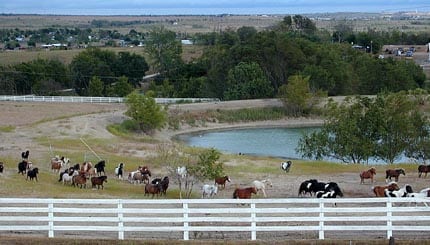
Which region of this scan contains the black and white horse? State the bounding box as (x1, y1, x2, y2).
(385, 184, 413, 197)
(281, 161, 292, 172)
(115, 163, 124, 179)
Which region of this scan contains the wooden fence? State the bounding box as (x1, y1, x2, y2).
(0, 95, 219, 104)
(0, 197, 429, 241)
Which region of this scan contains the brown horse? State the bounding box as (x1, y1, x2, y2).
(372, 182, 400, 197)
(233, 187, 257, 199)
(215, 176, 231, 189)
(72, 174, 87, 189)
(360, 167, 376, 184)
(144, 183, 162, 198)
(91, 176, 107, 189)
(418, 165, 430, 178)
(385, 168, 405, 182)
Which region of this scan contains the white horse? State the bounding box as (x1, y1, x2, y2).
(252, 179, 273, 197)
(62, 170, 78, 185)
(202, 184, 218, 198)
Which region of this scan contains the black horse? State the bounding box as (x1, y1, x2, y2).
(94, 160, 106, 176)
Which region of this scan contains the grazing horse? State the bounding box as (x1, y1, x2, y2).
(252, 179, 272, 197)
(372, 182, 400, 197)
(26, 168, 39, 181)
(18, 160, 32, 175)
(94, 160, 106, 176)
(360, 167, 376, 184)
(418, 165, 430, 178)
(386, 168, 405, 182)
(281, 161, 292, 172)
(215, 176, 231, 189)
(91, 176, 107, 189)
(115, 163, 124, 179)
(144, 183, 162, 198)
(298, 179, 319, 197)
(202, 184, 218, 198)
(233, 187, 257, 199)
(72, 174, 88, 189)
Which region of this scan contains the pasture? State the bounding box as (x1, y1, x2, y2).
(0, 101, 430, 243)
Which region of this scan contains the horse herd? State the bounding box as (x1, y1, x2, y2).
(4, 151, 430, 201)
(358, 166, 430, 201)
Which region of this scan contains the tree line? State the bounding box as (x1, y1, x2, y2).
(0, 15, 428, 99)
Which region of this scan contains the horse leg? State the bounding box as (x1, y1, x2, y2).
(262, 188, 267, 198)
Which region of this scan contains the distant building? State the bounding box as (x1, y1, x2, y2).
(181, 40, 193, 45)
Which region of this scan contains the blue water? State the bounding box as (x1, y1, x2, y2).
(177, 127, 410, 164)
(177, 127, 317, 159)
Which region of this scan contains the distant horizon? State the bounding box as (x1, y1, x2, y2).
(1, 1, 430, 16)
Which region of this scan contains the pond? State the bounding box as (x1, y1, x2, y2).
(176, 127, 317, 160)
(176, 127, 411, 164)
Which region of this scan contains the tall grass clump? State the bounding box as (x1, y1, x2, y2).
(0, 125, 15, 132)
(215, 107, 285, 123)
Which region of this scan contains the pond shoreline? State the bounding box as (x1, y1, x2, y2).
(156, 117, 325, 142)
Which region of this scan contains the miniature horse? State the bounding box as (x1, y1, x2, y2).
(26, 168, 39, 181)
(91, 176, 107, 189)
(94, 160, 106, 176)
(360, 167, 376, 184)
(372, 182, 400, 197)
(215, 176, 231, 189)
(418, 164, 430, 178)
(233, 187, 257, 199)
(144, 183, 162, 198)
(386, 168, 405, 182)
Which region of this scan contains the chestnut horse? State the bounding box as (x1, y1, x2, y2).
(215, 176, 231, 189)
(360, 167, 376, 184)
(233, 187, 257, 199)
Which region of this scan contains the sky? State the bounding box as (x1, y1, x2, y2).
(1, 0, 430, 15)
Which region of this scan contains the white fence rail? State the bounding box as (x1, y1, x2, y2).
(0, 197, 429, 241)
(0, 95, 219, 104)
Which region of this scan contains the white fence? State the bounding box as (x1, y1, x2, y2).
(0, 95, 219, 104)
(0, 197, 429, 241)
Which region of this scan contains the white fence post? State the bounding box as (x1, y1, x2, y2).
(251, 203, 256, 240)
(118, 199, 124, 240)
(183, 202, 189, 240)
(319, 201, 324, 240)
(48, 201, 54, 238)
(387, 199, 393, 238)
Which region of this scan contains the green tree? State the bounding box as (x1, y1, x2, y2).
(125, 91, 167, 134)
(297, 93, 430, 164)
(88, 76, 103, 96)
(224, 62, 273, 100)
(177, 148, 224, 198)
(107, 76, 133, 97)
(145, 26, 183, 77)
(278, 75, 325, 116)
